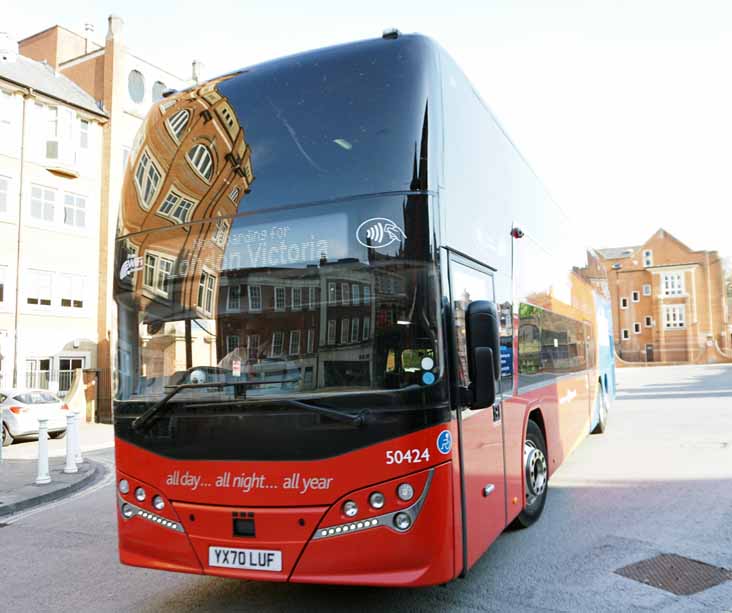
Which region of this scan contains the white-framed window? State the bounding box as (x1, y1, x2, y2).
(46, 105, 59, 159)
(58, 273, 84, 309)
(30, 184, 55, 222)
(633, 322, 641, 334)
(197, 271, 216, 314)
(26, 270, 52, 307)
(644, 315, 653, 327)
(363, 285, 371, 305)
(662, 272, 684, 296)
(643, 249, 653, 267)
(351, 284, 360, 305)
(226, 335, 239, 354)
(350, 318, 359, 342)
(167, 109, 190, 141)
(63, 193, 86, 228)
(135, 150, 162, 209)
(292, 287, 302, 310)
(341, 283, 350, 305)
(663, 305, 685, 328)
(247, 334, 260, 360)
(632, 290, 640, 303)
(340, 318, 349, 344)
(143, 252, 174, 297)
(274, 287, 286, 311)
(0, 265, 6, 303)
(362, 317, 371, 340)
(620, 297, 628, 309)
(158, 190, 195, 223)
(0, 175, 9, 213)
(271, 331, 284, 356)
(289, 330, 301, 355)
(79, 119, 89, 149)
(229, 186, 240, 202)
(643, 283, 652, 296)
(621, 329, 630, 340)
(306, 329, 314, 353)
(187, 144, 213, 181)
(248, 285, 262, 311)
(327, 282, 336, 305)
(227, 285, 241, 311)
(308, 286, 316, 310)
(212, 216, 229, 247)
(327, 320, 336, 345)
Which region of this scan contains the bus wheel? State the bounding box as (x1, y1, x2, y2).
(591, 385, 609, 434)
(511, 420, 548, 529)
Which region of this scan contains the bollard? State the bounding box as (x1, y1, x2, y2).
(73, 408, 83, 464)
(35, 418, 51, 485)
(63, 413, 78, 474)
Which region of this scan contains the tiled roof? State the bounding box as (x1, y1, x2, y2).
(597, 246, 641, 260)
(0, 54, 106, 117)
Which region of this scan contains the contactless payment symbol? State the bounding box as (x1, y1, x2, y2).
(436, 430, 452, 455)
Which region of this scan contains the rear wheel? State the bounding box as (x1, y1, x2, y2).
(49, 430, 67, 440)
(2, 423, 13, 447)
(510, 420, 548, 529)
(591, 384, 609, 434)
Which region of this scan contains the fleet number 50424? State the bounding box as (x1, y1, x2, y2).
(385, 448, 430, 465)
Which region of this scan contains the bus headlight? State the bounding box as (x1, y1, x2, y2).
(152, 495, 165, 510)
(134, 487, 146, 502)
(118, 479, 130, 494)
(121, 503, 134, 519)
(342, 500, 358, 517)
(393, 512, 412, 531)
(397, 483, 414, 501)
(368, 491, 385, 509)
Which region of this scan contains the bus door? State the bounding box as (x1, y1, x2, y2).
(448, 254, 506, 569)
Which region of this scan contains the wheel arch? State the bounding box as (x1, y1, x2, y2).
(526, 407, 548, 465)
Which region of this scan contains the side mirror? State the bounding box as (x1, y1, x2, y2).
(466, 300, 501, 409)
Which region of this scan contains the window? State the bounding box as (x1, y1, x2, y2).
(0, 265, 6, 303)
(167, 110, 190, 141)
(227, 285, 241, 311)
(350, 318, 359, 342)
(58, 273, 84, 308)
(643, 283, 652, 296)
(340, 318, 349, 344)
(58, 357, 84, 394)
(327, 282, 336, 305)
(212, 216, 230, 247)
(79, 119, 89, 149)
(292, 287, 302, 310)
(289, 330, 301, 355)
(30, 185, 55, 222)
(362, 317, 371, 340)
(247, 335, 260, 360)
(229, 186, 240, 202)
(0, 90, 12, 144)
(341, 283, 350, 305)
(633, 322, 641, 334)
(274, 287, 286, 311)
(632, 290, 640, 303)
(662, 272, 684, 296)
(63, 193, 86, 228)
(128, 70, 145, 103)
(663, 305, 685, 328)
(622, 329, 630, 340)
(187, 144, 213, 181)
(158, 190, 195, 223)
(271, 331, 284, 356)
(46, 106, 58, 158)
(152, 81, 167, 101)
(143, 253, 174, 297)
(26, 270, 52, 306)
(226, 335, 239, 354)
(351, 284, 360, 305)
(643, 250, 653, 267)
(308, 286, 316, 310)
(327, 320, 336, 344)
(0, 175, 8, 213)
(248, 285, 262, 311)
(644, 316, 653, 327)
(620, 297, 628, 309)
(26, 358, 52, 389)
(306, 329, 314, 353)
(363, 285, 371, 304)
(197, 271, 216, 314)
(135, 151, 161, 208)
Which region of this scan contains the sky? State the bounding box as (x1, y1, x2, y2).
(5, 0, 732, 259)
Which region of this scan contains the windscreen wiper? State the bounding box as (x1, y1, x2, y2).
(131, 382, 365, 432)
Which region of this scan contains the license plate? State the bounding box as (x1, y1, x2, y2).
(208, 546, 282, 572)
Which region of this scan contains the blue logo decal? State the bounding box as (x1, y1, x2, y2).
(422, 372, 435, 385)
(436, 430, 452, 455)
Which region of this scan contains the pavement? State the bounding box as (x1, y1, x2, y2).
(0, 364, 730, 612)
(0, 421, 114, 517)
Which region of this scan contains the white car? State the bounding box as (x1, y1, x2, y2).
(1, 388, 68, 447)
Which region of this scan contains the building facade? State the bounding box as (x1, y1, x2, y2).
(597, 229, 731, 363)
(0, 36, 107, 394)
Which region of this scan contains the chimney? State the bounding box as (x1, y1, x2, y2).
(0, 32, 18, 63)
(107, 14, 124, 42)
(192, 59, 205, 84)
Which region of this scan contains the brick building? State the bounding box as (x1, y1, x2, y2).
(597, 229, 731, 363)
